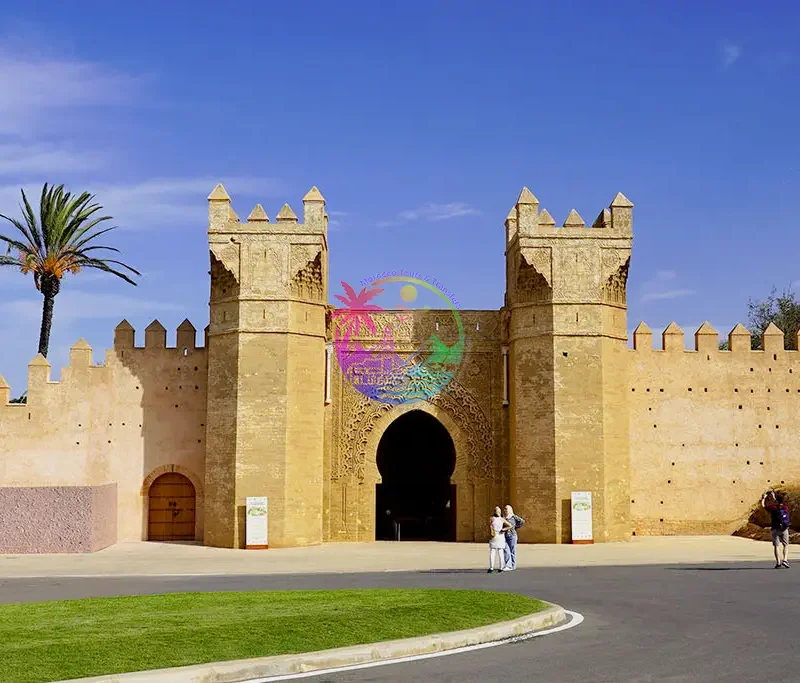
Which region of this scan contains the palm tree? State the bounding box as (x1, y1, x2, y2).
(0, 184, 140, 357)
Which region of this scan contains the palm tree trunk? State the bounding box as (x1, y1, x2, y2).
(38, 293, 55, 357)
(37, 274, 61, 358)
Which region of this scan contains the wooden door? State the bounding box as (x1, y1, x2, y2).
(148, 472, 196, 541)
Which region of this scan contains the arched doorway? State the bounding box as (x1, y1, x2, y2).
(148, 472, 196, 541)
(375, 410, 456, 541)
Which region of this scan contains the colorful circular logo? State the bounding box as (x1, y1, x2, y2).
(332, 274, 464, 405)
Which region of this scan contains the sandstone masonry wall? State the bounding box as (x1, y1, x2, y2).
(629, 321, 800, 535)
(0, 320, 207, 544)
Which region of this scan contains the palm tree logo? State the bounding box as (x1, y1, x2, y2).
(331, 282, 384, 338)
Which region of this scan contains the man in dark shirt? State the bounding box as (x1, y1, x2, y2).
(762, 490, 790, 568)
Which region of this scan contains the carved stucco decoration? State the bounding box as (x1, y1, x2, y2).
(520, 247, 552, 287)
(210, 242, 241, 283)
(210, 253, 240, 303)
(291, 245, 324, 301)
(335, 378, 495, 484)
(601, 250, 631, 305)
(249, 244, 286, 296)
(516, 260, 552, 304)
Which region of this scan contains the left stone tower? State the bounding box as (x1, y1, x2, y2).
(205, 184, 329, 548)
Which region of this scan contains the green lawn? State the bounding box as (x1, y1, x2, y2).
(0, 588, 546, 683)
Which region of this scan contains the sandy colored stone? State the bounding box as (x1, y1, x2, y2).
(3, 184, 800, 551)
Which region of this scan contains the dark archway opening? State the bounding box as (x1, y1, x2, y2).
(375, 410, 456, 541)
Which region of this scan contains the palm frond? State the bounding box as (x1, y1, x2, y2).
(23, 187, 44, 252)
(0, 233, 30, 253)
(66, 223, 118, 252)
(80, 258, 140, 285)
(0, 213, 38, 250)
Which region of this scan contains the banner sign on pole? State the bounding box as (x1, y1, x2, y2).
(571, 491, 593, 544)
(246, 496, 268, 549)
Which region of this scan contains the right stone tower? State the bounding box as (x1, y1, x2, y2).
(505, 188, 633, 543)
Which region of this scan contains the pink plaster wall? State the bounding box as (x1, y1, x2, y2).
(0, 483, 117, 553)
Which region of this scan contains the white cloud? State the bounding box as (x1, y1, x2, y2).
(0, 143, 105, 176)
(640, 289, 695, 303)
(0, 290, 183, 325)
(720, 42, 742, 70)
(639, 269, 694, 303)
(0, 47, 146, 136)
(0, 176, 287, 231)
(377, 202, 479, 228)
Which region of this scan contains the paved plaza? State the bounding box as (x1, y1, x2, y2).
(0, 536, 777, 579)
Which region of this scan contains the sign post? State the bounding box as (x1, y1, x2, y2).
(570, 491, 593, 544)
(245, 497, 268, 549)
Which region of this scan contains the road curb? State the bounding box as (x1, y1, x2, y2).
(59, 603, 567, 683)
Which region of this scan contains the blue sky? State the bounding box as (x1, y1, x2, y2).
(0, 1, 798, 394)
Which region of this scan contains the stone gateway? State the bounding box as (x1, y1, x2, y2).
(0, 185, 796, 552)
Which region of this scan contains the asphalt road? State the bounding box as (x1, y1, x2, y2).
(2, 560, 798, 683)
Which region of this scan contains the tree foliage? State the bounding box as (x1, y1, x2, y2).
(747, 287, 800, 350)
(718, 286, 800, 351)
(0, 184, 140, 357)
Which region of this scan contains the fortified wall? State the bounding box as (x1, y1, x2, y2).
(0, 181, 796, 552)
(629, 321, 800, 536)
(0, 321, 207, 552)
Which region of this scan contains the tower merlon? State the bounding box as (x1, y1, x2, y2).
(69, 338, 93, 368)
(762, 322, 784, 353)
(28, 353, 51, 385)
(145, 319, 167, 349)
(276, 203, 299, 223)
(694, 321, 718, 353)
(632, 321, 653, 350)
(247, 204, 269, 222)
(505, 207, 518, 244)
(177, 319, 197, 350)
(208, 183, 232, 231)
(593, 207, 611, 228)
(610, 192, 634, 233)
(302, 186, 326, 230)
(537, 209, 556, 227)
(563, 209, 585, 228)
(728, 323, 751, 353)
(662, 322, 684, 352)
(515, 186, 539, 234)
(114, 319, 135, 349)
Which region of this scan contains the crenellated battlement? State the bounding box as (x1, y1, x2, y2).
(505, 187, 633, 245)
(631, 321, 800, 354)
(113, 318, 208, 352)
(0, 318, 208, 409)
(207, 184, 328, 235)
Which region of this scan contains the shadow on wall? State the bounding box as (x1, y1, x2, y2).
(561, 498, 572, 544)
(114, 318, 208, 543)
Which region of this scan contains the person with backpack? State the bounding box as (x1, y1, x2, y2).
(502, 504, 526, 571)
(762, 490, 791, 568)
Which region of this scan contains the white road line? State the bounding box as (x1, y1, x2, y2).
(245, 610, 585, 682)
